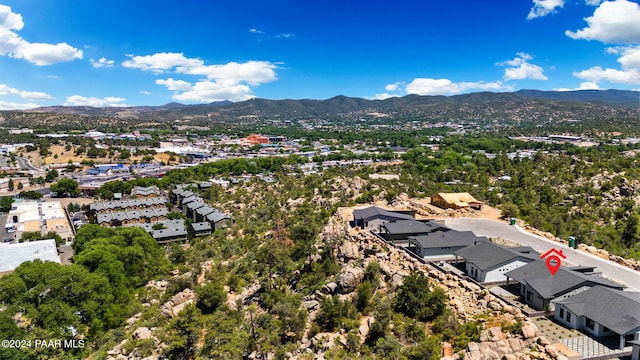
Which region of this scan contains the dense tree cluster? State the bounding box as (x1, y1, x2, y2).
(0, 226, 169, 359)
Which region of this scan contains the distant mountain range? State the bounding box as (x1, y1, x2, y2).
(20, 89, 640, 122)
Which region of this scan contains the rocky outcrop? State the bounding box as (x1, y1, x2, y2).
(336, 265, 365, 294)
(461, 324, 563, 360)
(160, 288, 195, 317)
(132, 327, 153, 341)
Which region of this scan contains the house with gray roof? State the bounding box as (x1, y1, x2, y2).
(408, 230, 489, 258)
(131, 185, 160, 198)
(554, 286, 640, 350)
(380, 220, 449, 243)
(454, 242, 539, 283)
(151, 220, 188, 244)
(190, 222, 212, 237)
(126, 219, 188, 244)
(351, 206, 415, 230)
(180, 195, 199, 210)
(185, 201, 205, 219)
(207, 210, 233, 230)
(195, 205, 216, 222)
(505, 260, 625, 311)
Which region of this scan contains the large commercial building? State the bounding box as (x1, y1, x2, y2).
(6, 200, 74, 242)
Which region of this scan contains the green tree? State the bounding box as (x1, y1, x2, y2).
(393, 271, 446, 322)
(164, 304, 202, 360)
(622, 210, 640, 247)
(8, 178, 14, 191)
(0, 196, 13, 212)
(50, 178, 80, 197)
(45, 169, 59, 182)
(19, 190, 43, 200)
(196, 282, 225, 314)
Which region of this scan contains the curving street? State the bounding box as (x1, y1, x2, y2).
(444, 218, 640, 291)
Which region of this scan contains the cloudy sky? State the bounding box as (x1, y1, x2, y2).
(0, 0, 639, 109)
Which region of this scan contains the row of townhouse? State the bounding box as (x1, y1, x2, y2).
(96, 207, 169, 227)
(131, 186, 161, 198)
(88, 196, 165, 215)
(171, 185, 234, 235)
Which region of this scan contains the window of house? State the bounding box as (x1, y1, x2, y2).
(526, 291, 532, 301)
(559, 308, 564, 319)
(566, 312, 571, 322)
(586, 318, 594, 330)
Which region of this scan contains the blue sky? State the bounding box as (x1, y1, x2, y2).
(0, 0, 639, 109)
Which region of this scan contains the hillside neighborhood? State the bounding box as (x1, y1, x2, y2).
(1, 132, 640, 359)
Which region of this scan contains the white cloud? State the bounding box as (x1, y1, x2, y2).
(0, 5, 83, 65)
(64, 95, 127, 107)
(122, 52, 277, 84)
(124, 52, 278, 103)
(573, 45, 640, 84)
(405, 78, 511, 96)
(372, 93, 399, 100)
(18, 90, 52, 100)
(566, 0, 640, 43)
(0, 83, 52, 100)
(91, 57, 115, 68)
(527, 0, 564, 19)
(585, 0, 603, 5)
(554, 82, 601, 91)
(249, 28, 264, 34)
(155, 78, 192, 91)
(0, 101, 39, 110)
(171, 80, 253, 103)
(276, 33, 295, 38)
(498, 53, 548, 80)
(385, 82, 403, 91)
(139, 90, 152, 95)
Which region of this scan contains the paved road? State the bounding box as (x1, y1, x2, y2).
(444, 218, 640, 291)
(16, 156, 39, 171)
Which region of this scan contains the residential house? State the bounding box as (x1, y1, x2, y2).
(430, 192, 484, 211)
(180, 195, 200, 212)
(185, 201, 205, 219)
(505, 261, 625, 311)
(131, 186, 160, 198)
(195, 205, 216, 222)
(454, 242, 539, 283)
(206, 210, 233, 230)
(407, 230, 489, 258)
(198, 182, 212, 190)
(190, 222, 212, 237)
(554, 286, 640, 350)
(127, 219, 188, 244)
(351, 206, 415, 230)
(379, 220, 450, 243)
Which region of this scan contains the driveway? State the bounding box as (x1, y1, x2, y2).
(444, 218, 640, 291)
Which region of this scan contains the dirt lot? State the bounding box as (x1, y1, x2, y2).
(21, 145, 174, 169)
(339, 197, 503, 224)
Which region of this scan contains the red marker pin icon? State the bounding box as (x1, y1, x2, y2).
(540, 249, 566, 276)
